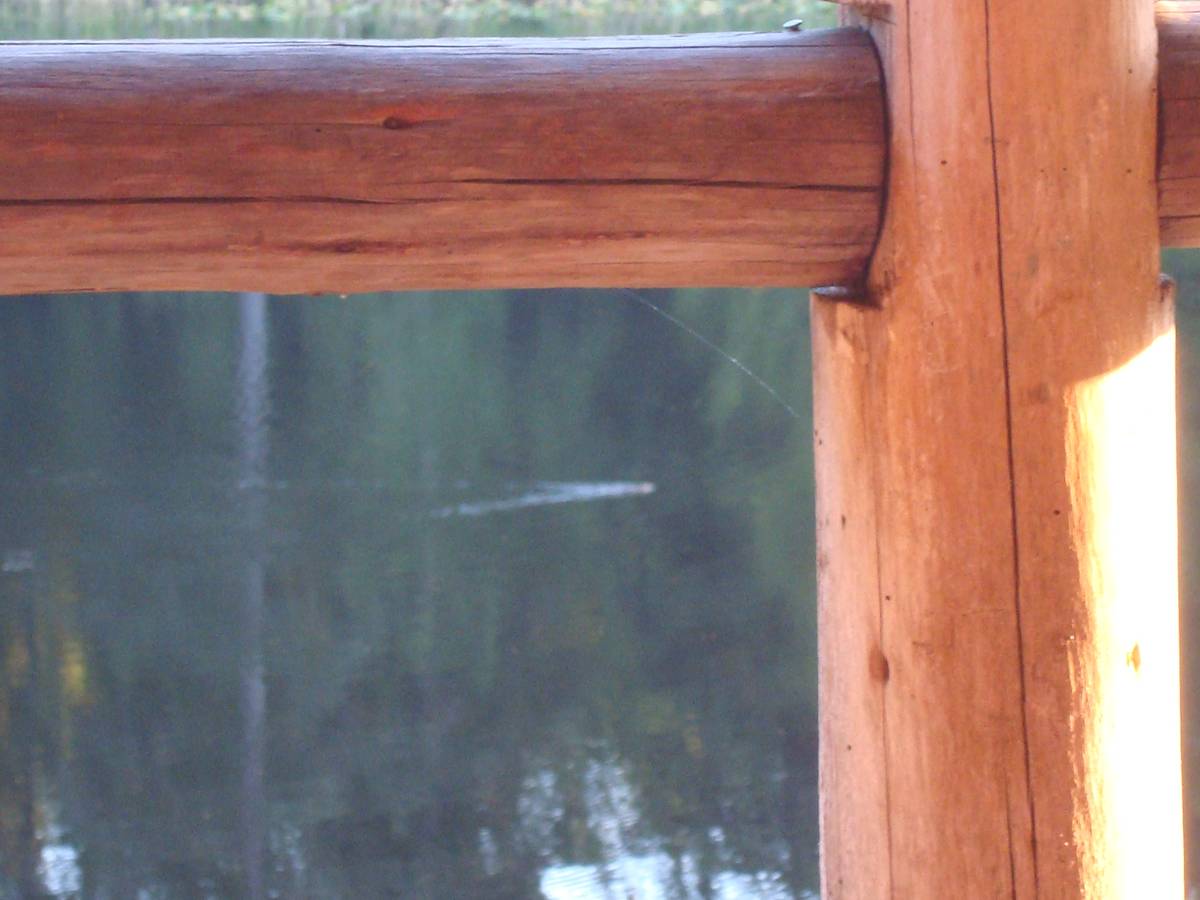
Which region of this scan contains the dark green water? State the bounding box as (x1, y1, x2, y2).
(1168, 251, 1200, 895)
(0, 289, 819, 898)
(3, 268, 1200, 900)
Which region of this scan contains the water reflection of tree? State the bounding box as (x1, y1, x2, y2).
(0, 549, 43, 897)
(236, 292, 269, 900)
(0, 289, 819, 896)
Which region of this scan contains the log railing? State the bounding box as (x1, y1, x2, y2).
(1159, 2, 1200, 244)
(3, 6, 1200, 294)
(0, 30, 884, 294)
(4, 3, 1200, 898)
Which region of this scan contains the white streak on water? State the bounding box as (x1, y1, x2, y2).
(2, 548, 34, 573)
(236, 292, 270, 493)
(431, 481, 655, 520)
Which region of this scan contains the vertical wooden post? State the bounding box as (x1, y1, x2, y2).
(812, 1, 1182, 896)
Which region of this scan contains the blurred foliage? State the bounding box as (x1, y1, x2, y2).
(0, 0, 836, 38)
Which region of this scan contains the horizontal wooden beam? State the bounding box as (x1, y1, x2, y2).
(4, 8, 1200, 296)
(1159, 2, 1200, 245)
(0, 31, 885, 294)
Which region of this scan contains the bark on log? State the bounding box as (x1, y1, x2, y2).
(1160, 1, 1200, 245)
(2, 13, 1200, 294)
(0, 31, 884, 294)
(814, 0, 1181, 896)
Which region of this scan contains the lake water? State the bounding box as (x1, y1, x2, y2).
(5, 271, 1200, 899)
(0, 289, 819, 898)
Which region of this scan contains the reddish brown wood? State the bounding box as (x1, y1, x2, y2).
(1160, 2, 1200, 245)
(0, 31, 884, 294)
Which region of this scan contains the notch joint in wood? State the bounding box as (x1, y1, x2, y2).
(1159, 273, 1177, 304)
(811, 283, 876, 307)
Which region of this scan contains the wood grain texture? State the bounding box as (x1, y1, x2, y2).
(992, 3, 1180, 894)
(0, 31, 884, 294)
(814, 0, 1181, 896)
(1160, 2, 1200, 245)
(812, 3, 1032, 893)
